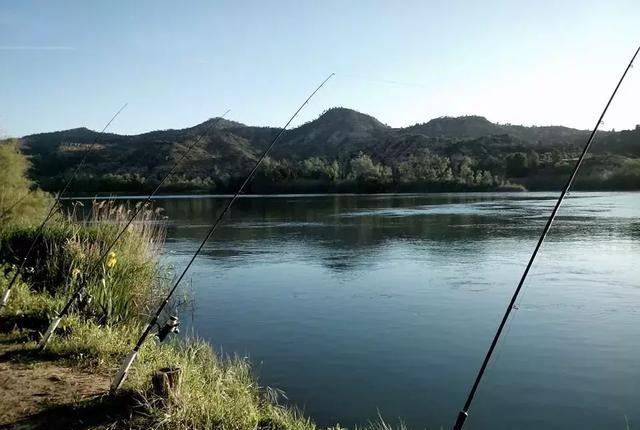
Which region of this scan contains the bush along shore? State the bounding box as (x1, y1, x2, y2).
(0, 139, 341, 430)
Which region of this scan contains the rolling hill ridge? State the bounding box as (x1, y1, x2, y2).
(18, 107, 640, 193)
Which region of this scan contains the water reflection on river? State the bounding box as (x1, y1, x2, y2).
(122, 192, 639, 430)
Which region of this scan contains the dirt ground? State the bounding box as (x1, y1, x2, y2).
(0, 342, 132, 430)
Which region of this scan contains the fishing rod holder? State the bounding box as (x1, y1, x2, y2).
(156, 315, 180, 342)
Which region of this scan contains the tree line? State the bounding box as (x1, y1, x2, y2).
(23, 141, 640, 194)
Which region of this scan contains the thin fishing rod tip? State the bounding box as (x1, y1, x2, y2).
(115, 102, 128, 114)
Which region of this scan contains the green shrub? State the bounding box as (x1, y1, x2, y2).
(0, 139, 52, 227)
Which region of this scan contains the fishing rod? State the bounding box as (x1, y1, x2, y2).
(451, 44, 640, 430)
(0, 103, 128, 311)
(110, 73, 335, 392)
(36, 110, 231, 350)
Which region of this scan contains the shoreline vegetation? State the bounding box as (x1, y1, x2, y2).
(0, 140, 349, 429)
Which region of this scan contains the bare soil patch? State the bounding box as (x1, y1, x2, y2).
(0, 342, 134, 430)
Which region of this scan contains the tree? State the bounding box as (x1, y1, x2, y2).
(528, 151, 540, 169)
(476, 170, 495, 188)
(0, 139, 51, 226)
(505, 152, 529, 177)
(300, 157, 340, 181)
(551, 149, 563, 165)
(349, 153, 391, 183)
(458, 157, 476, 185)
(396, 152, 453, 184)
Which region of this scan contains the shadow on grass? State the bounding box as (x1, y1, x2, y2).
(0, 392, 143, 430)
(0, 314, 48, 334)
(0, 317, 89, 365)
(0, 345, 92, 367)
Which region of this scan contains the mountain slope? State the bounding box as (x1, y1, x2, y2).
(17, 107, 640, 193)
(272, 107, 390, 159)
(406, 115, 507, 138)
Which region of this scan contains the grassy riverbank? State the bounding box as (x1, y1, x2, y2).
(1, 281, 320, 430)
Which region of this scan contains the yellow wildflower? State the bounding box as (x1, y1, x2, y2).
(71, 268, 81, 279)
(106, 251, 117, 269)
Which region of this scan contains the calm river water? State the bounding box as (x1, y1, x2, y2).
(129, 192, 638, 430)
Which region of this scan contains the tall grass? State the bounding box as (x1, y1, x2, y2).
(0, 200, 165, 324)
(0, 273, 63, 332)
(67, 200, 166, 324)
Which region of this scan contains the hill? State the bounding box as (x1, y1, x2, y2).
(17, 108, 640, 193)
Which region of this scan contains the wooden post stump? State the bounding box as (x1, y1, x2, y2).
(151, 367, 181, 404)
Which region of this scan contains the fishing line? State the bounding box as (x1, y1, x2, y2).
(340, 73, 431, 89)
(109, 73, 334, 392)
(0, 103, 128, 311)
(36, 110, 231, 350)
(451, 44, 640, 430)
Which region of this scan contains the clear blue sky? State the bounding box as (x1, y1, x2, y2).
(1, 0, 638, 137)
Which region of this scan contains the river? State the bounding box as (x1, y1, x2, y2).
(122, 192, 639, 430)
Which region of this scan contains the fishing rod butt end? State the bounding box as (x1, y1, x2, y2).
(110, 349, 138, 393)
(452, 410, 468, 430)
(37, 316, 62, 351)
(0, 288, 10, 308)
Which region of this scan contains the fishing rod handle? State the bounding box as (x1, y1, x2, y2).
(110, 321, 152, 392)
(37, 315, 62, 351)
(0, 288, 11, 308)
(110, 349, 139, 393)
(453, 411, 468, 430)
